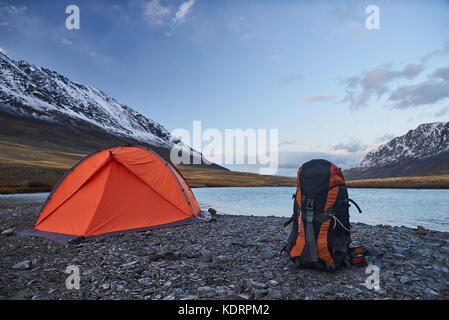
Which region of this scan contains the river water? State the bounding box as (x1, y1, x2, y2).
(1, 187, 448, 232)
(193, 187, 449, 232)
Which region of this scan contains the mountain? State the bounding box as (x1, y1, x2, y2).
(344, 121, 449, 180)
(0, 51, 224, 170)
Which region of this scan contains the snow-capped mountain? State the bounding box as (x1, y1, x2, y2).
(0, 51, 176, 147)
(345, 121, 449, 179)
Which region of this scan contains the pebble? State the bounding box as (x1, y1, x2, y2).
(351, 288, 362, 295)
(122, 260, 139, 268)
(424, 288, 439, 296)
(197, 286, 213, 292)
(250, 281, 268, 289)
(12, 260, 31, 270)
(180, 295, 199, 300)
(269, 280, 279, 286)
(400, 276, 409, 284)
(1, 228, 14, 236)
(137, 278, 152, 286)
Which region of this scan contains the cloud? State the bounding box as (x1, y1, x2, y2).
(173, 0, 195, 25)
(333, 140, 367, 154)
(0, 2, 115, 65)
(0, 47, 4, 53)
(375, 133, 395, 143)
(278, 151, 364, 172)
(433, 66, 449, 82)
(340, 63, 425, 108)
(330, 1, 367, 35)
(434, 106, 449, 117)
(280, 73, 303, 83)
(419, 39, 449, 64)
(339, 40, 449, 109)
(0, 2, 43, 36)
(388, 66, 449, 109)
(225, 150, 364, 177)
(61, 38, 72, 46)
(142, 0, 171, 26)
(278, 140, 296, 147)
(299, 94, 331, 103)
(3, 4, 27, 15)
(388, 80, 449, 109)
(140, 0, 196, 34)
(269, 53, 282, 60)
(228, 17, 251, 41)
(111, 4, 132, 23)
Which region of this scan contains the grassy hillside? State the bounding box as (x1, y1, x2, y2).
(0, 139, 296, 194)
(346, 161, 449, 189)
(1, 110, 447, 192)
(347, 175, 449, 189)
(177, 165, 296, 188)
(1, 139, 448, 193)
(0, 110, 238, 193)
(420, 162, 449, 176)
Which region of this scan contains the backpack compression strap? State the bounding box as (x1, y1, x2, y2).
(283, 197, 319, 263)
(348, 198, 362, 213)
(283, 193, 297, 228)
(305, 199, 318, 263)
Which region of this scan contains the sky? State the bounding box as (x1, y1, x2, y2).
(1, 0, 449, 176)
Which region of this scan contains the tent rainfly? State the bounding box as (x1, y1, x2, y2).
(19, 145, 203, 245)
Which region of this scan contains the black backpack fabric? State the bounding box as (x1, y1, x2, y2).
(284, 159, 382, 272)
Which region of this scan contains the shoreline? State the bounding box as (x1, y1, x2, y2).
(3, 185, 448, 194)
(1, 192, 447, 233)
(1, 173, 449, 195)
(1, 161, 449, 194)
(1, 203, 448, 300)
(2, 181, 449, 195)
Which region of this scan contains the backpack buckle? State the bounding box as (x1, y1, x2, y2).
(306, 199, 315, 209)
(305, 199, 315, 223)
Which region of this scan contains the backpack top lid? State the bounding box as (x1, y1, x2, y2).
(297, 159, 346, 198)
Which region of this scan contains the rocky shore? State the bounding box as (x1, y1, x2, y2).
(1, 203, 448, 300)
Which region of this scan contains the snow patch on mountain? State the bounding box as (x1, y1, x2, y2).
(355, 121, 449, 169)
(0, 51, 180, 148)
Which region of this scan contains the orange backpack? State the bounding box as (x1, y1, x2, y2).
(284, 159, 381, 272)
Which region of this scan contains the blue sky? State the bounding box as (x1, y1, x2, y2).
(1, 0, 449, 175)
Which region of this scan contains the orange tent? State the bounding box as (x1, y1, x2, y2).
(19, 145, 202, 245)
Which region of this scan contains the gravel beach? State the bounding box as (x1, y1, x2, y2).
(1, 203, 448, 300)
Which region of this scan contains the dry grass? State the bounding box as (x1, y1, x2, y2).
(0, 141, 296, 193)
(177, 165, 296, 188)
(2, 139, 448, 193)
(0, 140, 84, 169)
(347, 174, 449, 189)
(0, 141, 81, 194)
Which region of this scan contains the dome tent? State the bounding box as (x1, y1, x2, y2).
(19, 145, 203, 245)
